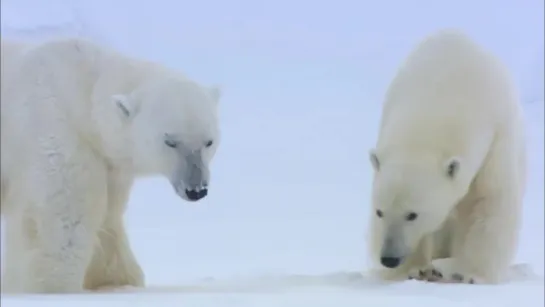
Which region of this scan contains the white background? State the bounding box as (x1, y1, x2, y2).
(1, 0, 544, 306)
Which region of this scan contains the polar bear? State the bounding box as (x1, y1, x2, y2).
(0, 38, 221, 293)
(366, 29, 526, 284)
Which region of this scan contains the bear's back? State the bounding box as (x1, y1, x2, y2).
(376, 29, 521, 166)
(384, 29, 514, 119)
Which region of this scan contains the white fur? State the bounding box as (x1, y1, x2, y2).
(0, 38, 221, 293)
(366, 29, 526, 284)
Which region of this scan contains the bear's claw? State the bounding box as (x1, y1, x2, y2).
(409, 267, 443, 282)
(408, 258, 481, 284)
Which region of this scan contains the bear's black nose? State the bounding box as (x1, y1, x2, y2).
(185, 188, 208, 201)
(380, 257, 401, 268)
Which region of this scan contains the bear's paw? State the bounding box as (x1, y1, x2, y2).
(408, 258, 484, 284)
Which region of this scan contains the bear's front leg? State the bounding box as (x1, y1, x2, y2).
(408, 217, 456, 282)
(418, 177, 521, 283)
(1, 213, 28, 293)
(84, 172, 144, 291)
(23, 148, 108, 293)
(84, 221, 144, 291)
(435, 196, 520, 284)
(402, 235, 441, 281)
(429, 139, 523, 285)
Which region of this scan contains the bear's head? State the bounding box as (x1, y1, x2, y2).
(111, 76, 221, 202)
(368, 149, 471, 269)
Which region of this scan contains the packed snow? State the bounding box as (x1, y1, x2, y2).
(1, 0, 544, 306)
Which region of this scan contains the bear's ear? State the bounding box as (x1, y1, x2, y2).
(369, 149, 380, 172)
(111, 94, 138, 120)
(208, 85, 222, 106)
(445, 157, 461, 179)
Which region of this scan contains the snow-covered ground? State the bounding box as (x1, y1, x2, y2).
(1, 1, 544, 306)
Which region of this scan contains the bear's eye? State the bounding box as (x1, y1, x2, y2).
(406, 212, 418, 221)
(376, 209, 383, 218)
(205, 140, 214, 148)
(165, 139, 178, 148)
